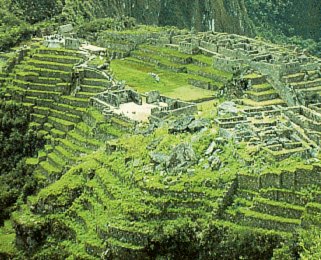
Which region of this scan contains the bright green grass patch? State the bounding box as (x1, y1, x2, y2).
(239, 208, 301, 224)
(246, 89, 276, 96)
(26, 157, 39, 165)
(251, 83, 271, 89)
(102, 25, 165, 35)
(0, 220, 16, 256)
(88, 56, 106, 67)
(192, 54, 213, 65)
(187, 64, 233, 79)
(197, 99, 220, 119)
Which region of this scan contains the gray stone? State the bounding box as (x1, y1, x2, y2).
(209, 155, 221, 170)
(198, 158, 205, 163)
(58, 24, 74, 36)
(133, 159, 141, 167)
(203, 163, 210, 170)
(215, 137, 228, 146)
(150, 152, 169, 165)
(310, 147, 319, 158)
(169, 115, 195, 133)
(187, 168, 195, 176)
(167, 143, 197, 170)
(218, 101, 238, 116)
(205, 141, 217, 155)
(65, 38, 80, 50)
(187, 118, 210, 132)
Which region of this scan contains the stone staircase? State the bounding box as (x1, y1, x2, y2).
(243, 73, 286, 107)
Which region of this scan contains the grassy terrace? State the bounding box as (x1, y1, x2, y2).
(0, 221, 16, 257)
(186, 63, 232, 80)
(101, 25, 166, 35)
(111, 58, 215, 102)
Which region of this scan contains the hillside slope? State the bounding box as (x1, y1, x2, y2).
(12, 0, 254, 34)
(245, 0, 321, 41)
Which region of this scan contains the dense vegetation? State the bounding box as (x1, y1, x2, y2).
(245, 0, 320, 40)
(0, 1, 34, 51)
(0, 101, 44, 225)
(245, 0, 321, 56)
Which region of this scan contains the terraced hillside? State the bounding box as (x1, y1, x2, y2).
(242, 73, 285, 107)
(1, 43, 128, 186)
(0, 28, 321, 259)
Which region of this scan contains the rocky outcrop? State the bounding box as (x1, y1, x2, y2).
(12, 0, 254, 35)
(122, 0, 254, 35)
(10, 0, 320, 41)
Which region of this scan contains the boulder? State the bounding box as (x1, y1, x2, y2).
(218, 101, 238, 116)
(187, 118, 210, 132)
(149, 152, 169, 165)
(169, 115, 195, 133)
(205, 141, 217, 155)
(167, 143, 197, 170)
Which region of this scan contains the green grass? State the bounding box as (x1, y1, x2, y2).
(186, 64, 232, 79)
(68, 131, 102, 147)
(192, 54, 213, 65)
(0, 221, 17, 256)
(254, 197, 305, 212)
(59, 138, 92, 154)
(26, 157, 39, 166)
(239, 208, 301, 225)
(0, 59, 6, 70)
(188, 73, 224, 88)
(102, 25, 165, 35)
(111, 59, 214, 102)
(246, 89, 277, 96)
(242, 98, 285, 107)
(244, 73, 261, 79)
(51, 128, 66, 138)
(251, 83, 271, 90)
(33, 53, 82, 63)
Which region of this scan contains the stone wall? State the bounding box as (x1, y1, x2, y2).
(84, 68, 108, 80)
(95, 92, 120, 108)
(213, 55, 243, 72)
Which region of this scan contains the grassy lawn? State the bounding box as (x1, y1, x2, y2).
(0, 220, 16, 256)
(111, 59, 215, 102)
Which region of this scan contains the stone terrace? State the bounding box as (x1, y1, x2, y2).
(216, 105, 317, 160)
(172, 31, 321, 107)
(2, 44, 123, 186)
